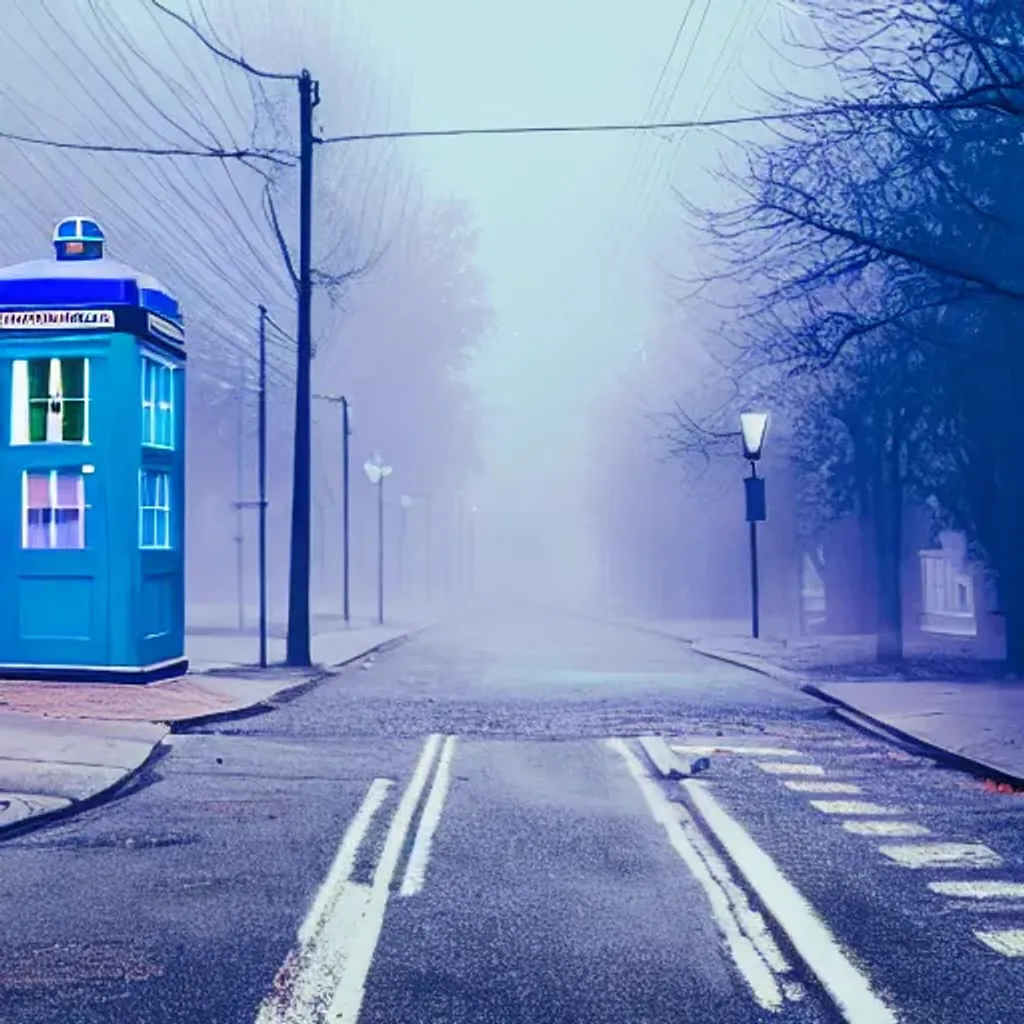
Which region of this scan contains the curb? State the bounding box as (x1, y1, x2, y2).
(689, 644, 1024, 786)
(0, 734, 172, 843)
(689, 641, 804, 684)
(800, 683, 1024, 787)
(0, 627, 429, 840)
(171, 628, 421, 731)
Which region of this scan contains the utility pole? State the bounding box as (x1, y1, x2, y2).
(399, 497, 411, 599)
(257, 305, 268, 667)
(424, 495, 433, 604)
(468, 505, 477, 598)
(235, 373, 245, 631)
(377, 474, 386, 625)
(456, 491, 465, 598)
(286, 69, 320, 667)
(342, 397, 351, 625)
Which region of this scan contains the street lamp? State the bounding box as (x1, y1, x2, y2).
(468, 504, 478, 598)
(364, 453, 393, 625)
(399, 494, 413, 600)
(740, 411, 769, 639)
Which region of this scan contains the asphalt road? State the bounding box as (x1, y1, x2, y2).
(1, 609, 1023, 1023)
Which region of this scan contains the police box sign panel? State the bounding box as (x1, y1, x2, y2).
(0, 309, 115, 330)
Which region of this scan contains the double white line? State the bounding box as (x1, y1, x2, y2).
(256, 734, 457, 1024)
(609, 737, 899, 1024)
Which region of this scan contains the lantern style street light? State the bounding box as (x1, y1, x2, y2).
(364, 453, 393, 625)
(740, 411, 769, 639)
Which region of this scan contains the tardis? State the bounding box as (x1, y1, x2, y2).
(0, 217, 187, 682)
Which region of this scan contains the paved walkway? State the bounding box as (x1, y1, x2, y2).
(0, 620, 426, 837)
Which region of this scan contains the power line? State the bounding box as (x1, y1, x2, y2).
(629, 0, 712, 206)
(148, 0, 302, 81)
(632, 0, 754, 241)
(0, 125, 292, 162)
(622, 2, 699, 185)
(3, 4, 296, 364)
(314, 93, 1017, 147)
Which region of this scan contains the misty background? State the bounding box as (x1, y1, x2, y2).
(9, 0, 999, 662)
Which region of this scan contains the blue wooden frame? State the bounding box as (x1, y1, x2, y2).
(0, 252, 187, 683)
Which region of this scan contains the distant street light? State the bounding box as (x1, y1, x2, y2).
(740, 411, 769, 639)
(468, 504, 478, 598)
(364, 453, 393, 625)
(399, 494, 413, 598)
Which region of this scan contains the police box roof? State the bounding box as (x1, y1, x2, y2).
(0, 218, 182, 327)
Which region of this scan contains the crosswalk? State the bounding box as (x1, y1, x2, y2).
(670, 738, 1024, 959)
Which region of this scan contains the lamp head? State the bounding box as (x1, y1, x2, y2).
(740, 411, 769, 462)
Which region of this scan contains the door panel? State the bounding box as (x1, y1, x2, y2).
(10, 467, 109, 667)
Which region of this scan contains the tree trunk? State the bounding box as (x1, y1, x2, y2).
(874, 421, 904, 663)
(999, 563, 1024, 675)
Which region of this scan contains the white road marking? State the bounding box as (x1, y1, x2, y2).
(756, 762, 826, 776)
(606, 739, 785, 1012)
(327, 735, 448, 1022)
(684, 779, 899, 1024)
(672, 744, 805, 758)
(785, 781, 863, 794)
(931, 881, 1024, 900)
(974, 930, 1024, 957)
(255, 776, 394, 1022)
(298, 778, 394, 947)
(809, 801, 904, 816)
(400, 735, 457, 897)
(843, 821, 931, 838)
(639, 735, 688, 778)
(256, 735, 445, 1024)
(878, 842, 1003, 869)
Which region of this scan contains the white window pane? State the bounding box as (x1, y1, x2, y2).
(11, 360, 28, 444)
(55, 508, 83, 549)
(26, 509, 50, 549)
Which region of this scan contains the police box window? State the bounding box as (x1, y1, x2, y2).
(141, 355, 174, 448)
(139, 469, 171, 549)
(10, 357, 89, 444)
(23, 470, 86, 549)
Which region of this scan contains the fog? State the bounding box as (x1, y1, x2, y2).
(360, 0, 807, 610)
(0, 0, 825, 629)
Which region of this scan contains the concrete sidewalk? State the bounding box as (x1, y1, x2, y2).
(693, 633, 1024, 785)
(0, 620, 427, 838)
(611, 616, 1024, 786)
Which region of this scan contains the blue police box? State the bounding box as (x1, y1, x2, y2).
(0, 217, 187, 682)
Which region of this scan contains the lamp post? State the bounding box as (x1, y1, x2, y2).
(740, 411, 770, 639)
(399, 494, 413, 600)
(468, 504, 478, 598)
(364, 453, 393, 625)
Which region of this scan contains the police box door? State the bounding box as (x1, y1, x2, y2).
(2, 353, 111, 670)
